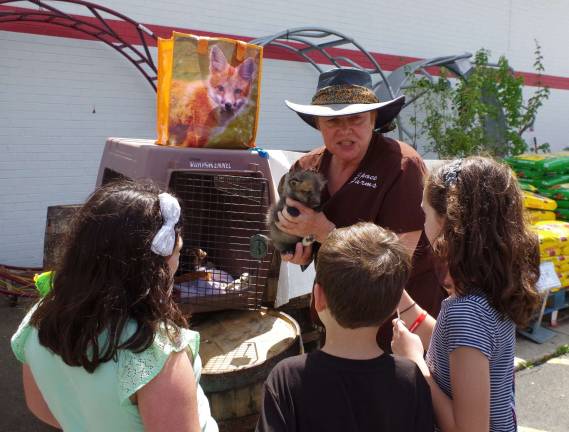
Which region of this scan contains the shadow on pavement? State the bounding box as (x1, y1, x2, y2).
(0, 296, 57, 431)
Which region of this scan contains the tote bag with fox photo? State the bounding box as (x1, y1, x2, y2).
(157, 32, 263, 149)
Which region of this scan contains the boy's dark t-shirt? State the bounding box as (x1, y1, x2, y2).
(256, 350, 434, 432)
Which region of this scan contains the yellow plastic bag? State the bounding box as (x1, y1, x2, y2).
(532, 221, 569, 252)
(526, 209, 556, 224)
(541, 255, 569, 272)
(556, 272, 569, 289)
(156, 32, 263, 148)
(540, 246, 561, 258)
(522, 191, 557, 211)
(552, 262, 569, 274)
(548, 261, 568, 273)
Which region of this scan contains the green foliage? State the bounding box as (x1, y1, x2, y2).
(407, 41, 550, 158)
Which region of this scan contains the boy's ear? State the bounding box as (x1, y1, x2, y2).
(313, 282, 327, 312)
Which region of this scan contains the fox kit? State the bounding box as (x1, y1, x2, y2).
(267, 170, 327, 253)
(169, 45, 257, 147)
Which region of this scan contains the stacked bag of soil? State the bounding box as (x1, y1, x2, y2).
(506, 152, 569, 221)
(530, 221, 569, 291)
(522, 190, 557, 223)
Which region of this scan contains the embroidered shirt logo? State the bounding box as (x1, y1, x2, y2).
(350, 172, 378, 189)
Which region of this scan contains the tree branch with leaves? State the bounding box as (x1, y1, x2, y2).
(406, 41, 550, 158)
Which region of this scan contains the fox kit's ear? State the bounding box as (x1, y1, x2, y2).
(210, 45, 228, 73)
(313, 171, 327, 188)
(238, 57, 257, 81)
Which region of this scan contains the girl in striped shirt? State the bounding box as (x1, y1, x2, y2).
(392, 157, 540, 432)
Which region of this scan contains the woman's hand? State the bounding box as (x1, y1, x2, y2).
(276, 198, 335, 243)
(281, 242, 313, 266)
(391, 319, 426, 366)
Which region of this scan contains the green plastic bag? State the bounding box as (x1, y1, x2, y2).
(556, 200, 569, 209)
(556, 208, 569, 221)
(518, 181, 538, 192)
(536, 175, 569, 189)
(515, 168, 545, 180)
(546, 183, 569, 200)
(506, 153, 569, 174)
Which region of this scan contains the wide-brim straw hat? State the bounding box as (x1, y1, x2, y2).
(285, 68, 405, 132)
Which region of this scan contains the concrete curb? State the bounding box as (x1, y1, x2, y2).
(515, 320, 569, 372)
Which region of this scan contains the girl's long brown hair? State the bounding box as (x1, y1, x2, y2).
(30, 180, 187, 373)
(425, 156, 540, 326)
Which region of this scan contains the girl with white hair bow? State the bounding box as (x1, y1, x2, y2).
(11, 180, 217, 432)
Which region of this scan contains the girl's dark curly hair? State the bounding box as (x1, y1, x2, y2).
(425, 156, 540, 326)
(30, 180, 187, 373)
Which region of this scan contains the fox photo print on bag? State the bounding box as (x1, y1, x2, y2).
(168, 39, 260, 148)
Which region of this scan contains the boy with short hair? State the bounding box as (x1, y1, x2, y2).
(256, 222, 434, 432)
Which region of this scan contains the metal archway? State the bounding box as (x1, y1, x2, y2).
(251, 27, 397, 100)
(0, 0, 158, 89)
(251, 28, 482, 142)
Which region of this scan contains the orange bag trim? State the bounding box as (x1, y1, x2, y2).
(197, 38, 209, 55)
(156, 37, 174, 146)
(249, 44, 263, 148)
(235, 40, 247, 62)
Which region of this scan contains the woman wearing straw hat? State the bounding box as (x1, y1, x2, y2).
(276, 67, 445, 351)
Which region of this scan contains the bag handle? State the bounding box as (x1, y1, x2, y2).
(235, 40, 247, 62)
(197, 37, 209, 55)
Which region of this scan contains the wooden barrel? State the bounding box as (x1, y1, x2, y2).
(278, 294, 322, 353)
(193, 308, 302, 432)
(43, 205, 82, 270)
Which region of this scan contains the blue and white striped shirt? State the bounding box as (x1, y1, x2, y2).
(426, 293, 516, 432)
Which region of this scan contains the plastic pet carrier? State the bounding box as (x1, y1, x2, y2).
(96, 138, 278, 313)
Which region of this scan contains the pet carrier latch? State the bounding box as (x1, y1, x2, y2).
(250, 234, 269, 259)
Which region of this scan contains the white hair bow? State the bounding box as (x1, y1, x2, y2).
(151, 193, 181, 256)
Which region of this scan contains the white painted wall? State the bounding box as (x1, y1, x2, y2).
(1, 0, 568, 265)
(0, 32, 155, 265)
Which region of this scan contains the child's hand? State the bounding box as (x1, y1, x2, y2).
(391, 319, 425, 364)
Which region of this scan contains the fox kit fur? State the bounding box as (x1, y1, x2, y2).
(267, 170, 327, 254)
(168, 45, 257, 147)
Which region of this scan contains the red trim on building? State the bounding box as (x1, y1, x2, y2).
(2, 5, 569, 90)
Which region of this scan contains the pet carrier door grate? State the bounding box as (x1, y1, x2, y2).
(169, 171, 273, 313)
